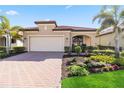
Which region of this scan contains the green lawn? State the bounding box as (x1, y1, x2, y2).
(62, 70, 124, 88)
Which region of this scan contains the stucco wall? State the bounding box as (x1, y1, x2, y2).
(120, 31, 124, 49)
(96, 31, 124, 49)
(85, 36, 91, 46)
(96, 33, 115, 46)
(37, 24, 56, 31)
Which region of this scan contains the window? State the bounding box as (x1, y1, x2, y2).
(11, 38, 16, 43)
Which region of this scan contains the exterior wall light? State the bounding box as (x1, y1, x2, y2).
(66, 37, 68, 40)
(24, 37, 27, 40)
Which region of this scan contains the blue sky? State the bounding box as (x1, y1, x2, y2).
(0, 5, 103, 28)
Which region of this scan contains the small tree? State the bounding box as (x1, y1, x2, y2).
(75, 45, 82, 56)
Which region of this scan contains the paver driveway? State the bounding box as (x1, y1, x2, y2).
(0, 52, 63, 88)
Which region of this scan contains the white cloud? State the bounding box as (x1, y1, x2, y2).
(6, 10, 19, 15)
(65, 5, 73, 9)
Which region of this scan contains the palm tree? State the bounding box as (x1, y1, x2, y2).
(0, 16, 22, 54)
(93, 6, 124, 58)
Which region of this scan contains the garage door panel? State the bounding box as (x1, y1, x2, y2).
(29, 36, 64, 52)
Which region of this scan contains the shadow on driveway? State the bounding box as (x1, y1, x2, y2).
(1, 52, 64, 62)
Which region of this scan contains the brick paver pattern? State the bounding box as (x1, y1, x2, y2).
(0, 52, 63, 88)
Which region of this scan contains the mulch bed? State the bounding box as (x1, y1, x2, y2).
(61, 53, 87, 79)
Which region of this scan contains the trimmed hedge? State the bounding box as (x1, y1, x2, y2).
(97, 45, 122, 51)
(13, 46, 25, 53)
(92, 49, 115, 56)
(0, 51, 7, 59)
(121, 51, 124, 57)
(0, 46, 6, 52)
(114, 57, 124, 66)
(64, 46, 70, 53)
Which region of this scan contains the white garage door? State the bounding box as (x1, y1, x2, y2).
(29, 36, 64, 52)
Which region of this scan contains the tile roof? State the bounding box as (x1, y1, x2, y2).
(34, 20, 57, 26)
(97, 25, 124, 36)
(19, 27, 39, 31)
(53, 26, 96, 31)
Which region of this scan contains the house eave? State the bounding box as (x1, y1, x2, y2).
(96, 32, 113, 37)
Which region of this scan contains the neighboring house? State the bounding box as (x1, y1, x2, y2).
(96, 26, 124, 49)
(20, 20, 97, 52)
(0, 35, 23, 47)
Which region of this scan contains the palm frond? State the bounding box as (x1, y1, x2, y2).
(0, 30, 5, 35)
(112, 5, 120, 12)
(119, 10, 124, 19)
(97, 18, 114, 31)
(0, 16, 10, 30)
(92, 11, 113, 23)
(10, 31, 22, 40)
(10, 26, 22, 31)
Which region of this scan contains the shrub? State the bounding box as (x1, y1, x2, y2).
(86, 46, 97, 53)
(64, 46, 70, 53)
(68, 65, 89, 76)
(13, 46, 25, 53)
(92, 49, 115, 56)
(87, 62, 106, 68)
(0, 46, 6, 52)
(101, 66, 110, 72)
(97, 45, 115, 50)
(121, 51, 124, 57)
(72, 44, 76, 52)
(81, 44, 86, 52)
(84, 57, 91, 63)
(66, 58, 76, 66)
(0, 51, 4, 53)
(90, 68, 103, 73)
(0, 52, 7, 59)
(97, 45, 122, 51)
(112, 64, 120, 70)
(76, 62, 87, 68)
(86, 46, 94, 50)
(90, 55, 116, 63)
(114, 57, 124, 66)
(105, 49, 115, 55)
(75, 45, 82, 56)
(101, 64, 119, 72)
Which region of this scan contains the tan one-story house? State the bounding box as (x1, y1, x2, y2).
(20, 20, 97, 52)
(96, 26, 124, 50)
